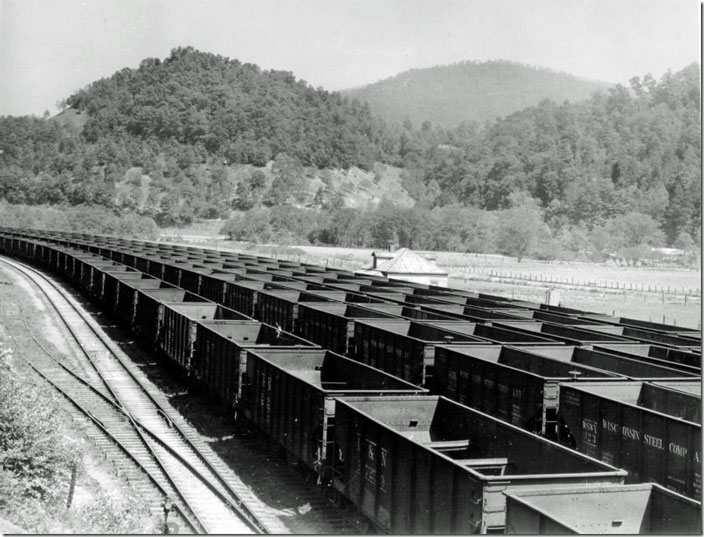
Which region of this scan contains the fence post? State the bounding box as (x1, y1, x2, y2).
(66, 461, 77, 510)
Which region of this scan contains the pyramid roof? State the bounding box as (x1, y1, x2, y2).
(360, 248, 448, 276)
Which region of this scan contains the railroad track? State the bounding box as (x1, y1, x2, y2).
(0, 257, 276, 534)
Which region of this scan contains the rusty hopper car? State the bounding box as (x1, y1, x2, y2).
(649, 380, 701, 398)
(607, 316, 701, 335)
(240, 348, 426, 479)
(638, 380, 702, 422)
(333, 396, 626, 534)
(114, 277, 175, 329)
(549, 345, 699, 380)
(223, 280, 282, 318)
(404, 295, 536, 318)
(596, 325, 700, 350)
(433, 345, 625, 436)
(594, 343, 702, 372)
(404, 299, 534, 321)
(161, 259, 199, 288)
(353, 319, 562, 386)
(387, 303, 500, 323)
(559, 381, 702, 500)
(256, 289, 348, 333)
(486, 344, 699, 381)
(178, 266, 215, 296)
(85, 261, 133, 301)
(493, 320, 636, 346)
(192, 320, 317, 411)
(159, 302, 252, 373)
(76, 257, 122, 293)
(587, 315, 702, 343)
(198, 271, 243, 304)
(530, 309, 622, 327)
(132, 288, 204, 347)
(100, 268, 151, 311)
(297, 302, 405, 355)
(503, 483, 701, 534)
(353, 319, 494, 385)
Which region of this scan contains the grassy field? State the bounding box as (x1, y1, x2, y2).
(447, 278, 701, 329)
(157, 232, 702, 330)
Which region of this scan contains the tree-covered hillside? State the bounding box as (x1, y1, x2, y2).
(65, 46, 387, 170)
(343, 60, 609, 129)
(396, 64, 701, 246)
(0, 48, 699, 261)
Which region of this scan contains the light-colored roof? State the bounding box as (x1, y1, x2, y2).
(360, 248, 448, 276)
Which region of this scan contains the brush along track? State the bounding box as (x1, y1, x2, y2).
(0, 257, 274, 534)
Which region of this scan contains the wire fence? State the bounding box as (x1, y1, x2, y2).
(459, 266, 701, 299)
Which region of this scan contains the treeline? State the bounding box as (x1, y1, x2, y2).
(0, 48, 700, 252)
(0, 202, 158, 239)
(221, 194, 696, 264)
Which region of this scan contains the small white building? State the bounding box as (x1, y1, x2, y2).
(356, 248, 449, 287)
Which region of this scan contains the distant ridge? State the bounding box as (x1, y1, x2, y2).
(342, 60, 610, 128)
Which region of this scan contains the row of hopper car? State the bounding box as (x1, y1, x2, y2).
(0, 227, 701, 534)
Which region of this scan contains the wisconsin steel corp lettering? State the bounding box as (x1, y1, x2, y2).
(621, 425, 640, 441)
(643, 434, 665, 450)
(668, 442, 688, 458)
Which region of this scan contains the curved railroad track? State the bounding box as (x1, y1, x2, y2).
(0, 256, 275, 534)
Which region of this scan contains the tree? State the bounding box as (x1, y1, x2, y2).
(269, 205, 316, 243)
(673, 231, 695, 251)
(263, 153, 306, 206)
(220, 208, 272, 243)
(495, 192, 548, 261)
(605, 212, 666, 250)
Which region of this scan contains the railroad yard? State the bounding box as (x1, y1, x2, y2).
(0, 228, 701, 535)
(160, 234, 702, 330)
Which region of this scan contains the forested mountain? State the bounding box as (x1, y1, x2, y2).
(0, 48, 700, 262)
(64, 46, 387, 170)
(342, 60, 609, 128)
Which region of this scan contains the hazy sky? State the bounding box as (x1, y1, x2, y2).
(0, 0, 700, 116)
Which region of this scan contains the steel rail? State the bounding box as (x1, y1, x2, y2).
(0, 256, 270, 534)
(16, 358, 200, 534)
(0, 258, 205, 533)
